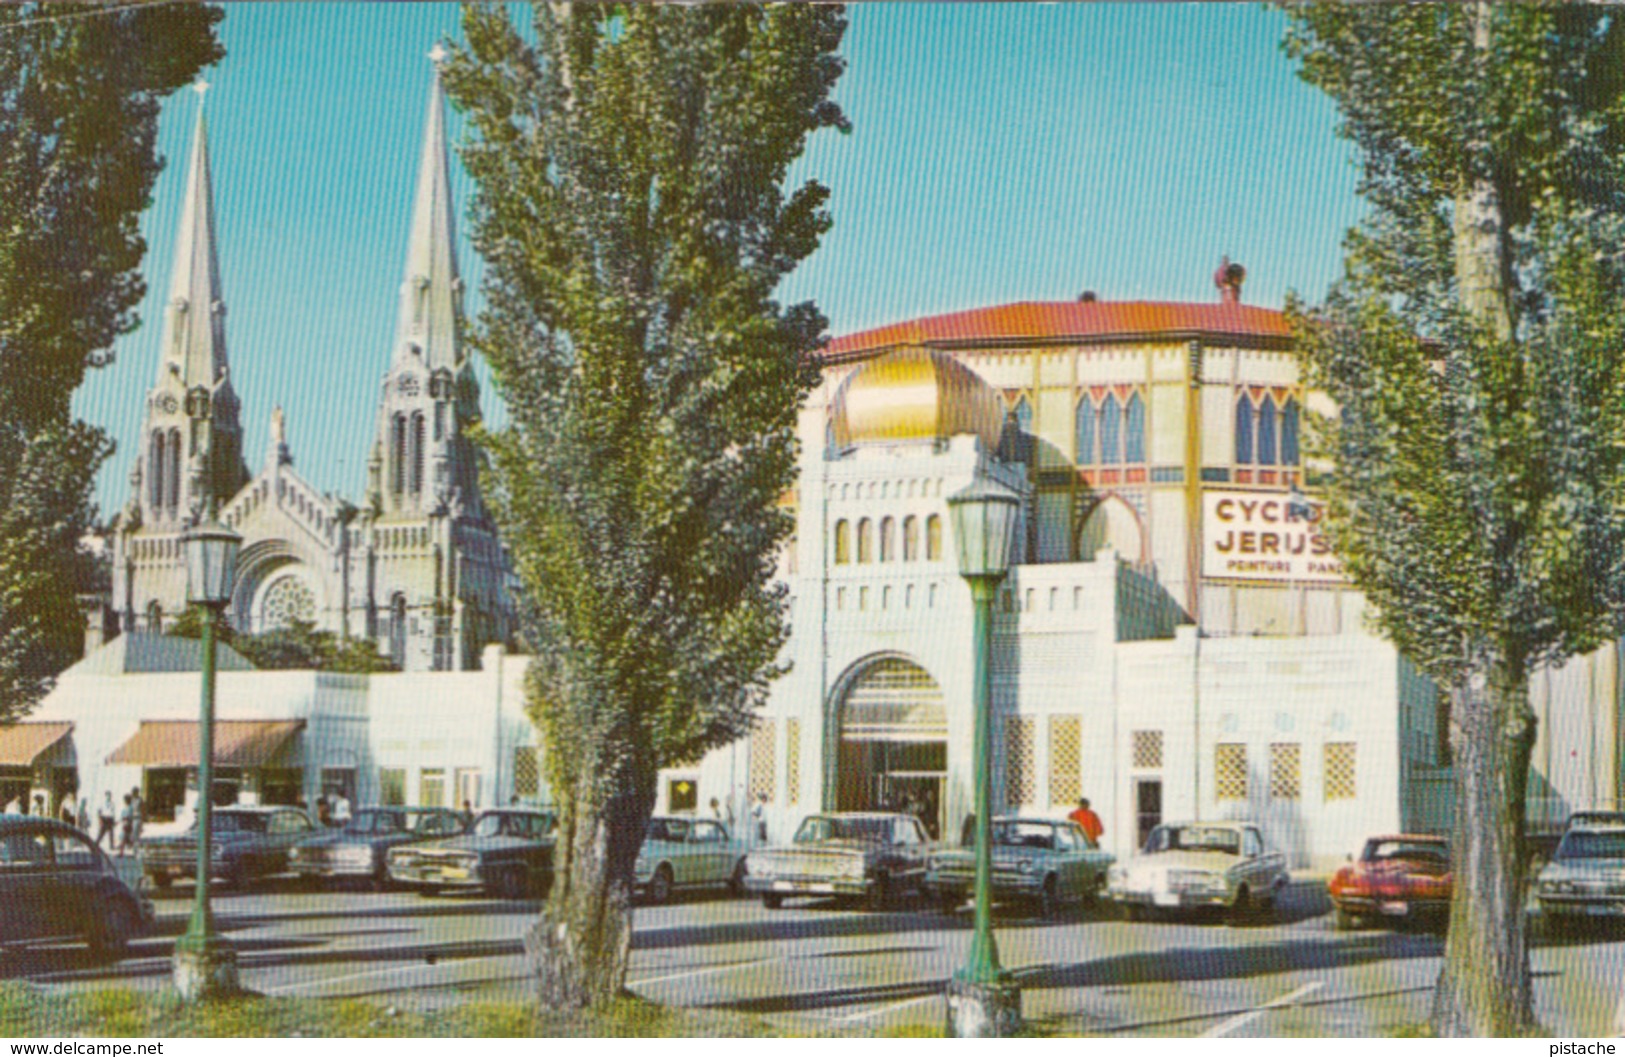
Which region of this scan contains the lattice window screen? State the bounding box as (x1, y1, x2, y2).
(1325, 742, 1357, 801)
(786, 718, 801, 806)
(1132, 730, 1163, 770)
(1215, 743, 1248, 801)
(1005, 716, 1036, 808)
(1270, 742, 1301, 800)
(749, 719, 777, 802)
(1048, 714, 1082, 806)
(512, 748, 539, 799)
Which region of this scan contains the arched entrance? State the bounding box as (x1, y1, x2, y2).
(834, 655, 947, 838)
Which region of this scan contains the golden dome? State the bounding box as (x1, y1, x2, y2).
(830, 347, 1007, 451)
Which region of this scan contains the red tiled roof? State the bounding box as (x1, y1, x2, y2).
(821, 300, 1293, 363)
(0, 722, 72, 767)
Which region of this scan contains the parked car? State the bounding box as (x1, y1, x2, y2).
(289, 807, 466, 890)
(1106, 821, 1288, 921)
(1565, 810, 1625, 830)
(745, 812, 932, 910)
(1327, 834, 1451, 931)
(387, 807, 556, 898)
(0, 814, 153, 960)
(1537, 825, 1625, 935)
(141, 805, 317, 889)
(925, 816, 1113, 919)
(634, 816, 749, 904)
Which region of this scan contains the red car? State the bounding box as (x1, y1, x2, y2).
(1328, 834, 1451, 931)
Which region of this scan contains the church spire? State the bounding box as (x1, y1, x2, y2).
(158, 84, 229, 389)
(394, 47, 462, 370)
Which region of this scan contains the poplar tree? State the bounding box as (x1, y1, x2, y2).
(441, 3, 846, 1006)
(0, 3, 223, 722)
(1285, 4, 1625, 1036)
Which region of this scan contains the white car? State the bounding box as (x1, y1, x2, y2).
(1107, 821, 1288, 921)
(1537, 825, 1625, 935)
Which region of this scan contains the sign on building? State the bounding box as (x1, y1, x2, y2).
(1202, 489, 1345, 584)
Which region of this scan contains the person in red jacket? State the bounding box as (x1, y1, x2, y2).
(1068, 797, 1104, 844)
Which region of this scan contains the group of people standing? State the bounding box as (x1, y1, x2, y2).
(2, 789, 147, 856)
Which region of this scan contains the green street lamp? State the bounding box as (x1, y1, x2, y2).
(944, 475, 1023, 1038)
(172, 512, 242, 1002)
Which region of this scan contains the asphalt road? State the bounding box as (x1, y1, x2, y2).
(5, 879, 1622, 1037)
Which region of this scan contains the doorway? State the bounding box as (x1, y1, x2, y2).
(1135, 778, 1162, 851)
(835, 656, 948, 839)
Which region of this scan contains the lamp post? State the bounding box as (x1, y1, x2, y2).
(172, 512, 242, 1002)
(944, 475, 1023, 1038)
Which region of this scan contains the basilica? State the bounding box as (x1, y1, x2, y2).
(101, 64, 513, 672)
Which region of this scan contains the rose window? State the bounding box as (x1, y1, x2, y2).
(260, 575, 316, 630)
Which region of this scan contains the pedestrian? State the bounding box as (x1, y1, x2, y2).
(709, 797, 734, 827)
(96, 793, 116, 849)
(332, 789, 352, 825)
(59, 801, 73, 826)
(751, 792, 769, 844)
(76, 797, 89, 831)
(118, 794, 135, 856)
(31, 793, 45, 817)
(1068, 797, 1104, 845)
(129, 787, 144, 846)
(317, 795, 333, 827)
(460, 799, 475, 828)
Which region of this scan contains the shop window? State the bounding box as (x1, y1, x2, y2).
(379, 768, 406, 807)
(1325, 742, 1357, 801)
(419, 768, 446, 808)
(1215, 743, 1248, 801)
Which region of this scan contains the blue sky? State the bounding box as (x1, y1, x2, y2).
(75, 3, 1364, 516)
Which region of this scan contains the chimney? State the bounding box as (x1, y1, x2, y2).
(1214, 256, 1246, 304)
(1078, 290, 1098, 303)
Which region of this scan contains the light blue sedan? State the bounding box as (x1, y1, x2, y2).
(635, 816, 749, 904)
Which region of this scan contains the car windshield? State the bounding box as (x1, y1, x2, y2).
(647, 819, 691, 842)
(991, 822, 1055, 850)
(1146, 825, 1240, 855)
(346, 811, 401, 835)
(408, 811, 460, 835)
(1366, 840, 1448, 864)
(794, 817, 891, 844)
(1556, 830, 1625, 860)
(1569, 813, 1625, 828)
(210, 813, 267, 834)
(473, 812, 554, 840)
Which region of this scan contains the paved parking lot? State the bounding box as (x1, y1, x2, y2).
(5, 878, 1622, 1036)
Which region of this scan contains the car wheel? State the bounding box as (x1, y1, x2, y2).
(87, 899, 138, 962)
(371, 866, 391, 894)
(492, 867, 527, 901)
(1227, 886, 1251, 926)
(647, 865, 674, 906)
(1081, 877, 1101, 909)
(762, 893, 783, 910)
(728, 858, 748, 898)
(1334, 907, 1362, 931)
(865, 873, 890, 913)
(1034, 876, 1058, 921)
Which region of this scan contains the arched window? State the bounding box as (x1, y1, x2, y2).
(434, 401, 447, 442)
(834, 520, 851, 564)
(410, 412, 426, 495)
(1099, 394, 1122, 465)
(1075, 398, 1095, 464)
(902, 515, 919, 561)
(879, 517, 896, 562)
(1234, 395, 1254, 464)
(1124, 392, 1146, 463)
(390, 593, 408, 664)
(1257, 396, 1277, 467)
(857, 518, 874, 563)
(926, 514, 942, 561)
(167, 428, 182, 514)
(150, 431, 166, 511)
(146, 601, 163, 632)
(1282, 399, 1300, 466)
(391, 414, 406, 494)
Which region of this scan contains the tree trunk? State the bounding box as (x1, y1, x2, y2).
(1431, 660, 1537, 1037)
(1453, 1, 1515, 342)
(525, 778, 652, 1009)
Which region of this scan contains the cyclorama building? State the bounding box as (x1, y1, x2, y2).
(667, 268, 1625, 868)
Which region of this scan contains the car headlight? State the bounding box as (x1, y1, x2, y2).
(1016, 859, 1034, 874)
(337, 846, 372, 866)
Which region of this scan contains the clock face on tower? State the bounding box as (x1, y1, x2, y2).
(395, 374, 421, 398)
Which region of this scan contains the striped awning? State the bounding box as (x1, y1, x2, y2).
(0, 722, 73, 767)
(107, 720, 304, 768)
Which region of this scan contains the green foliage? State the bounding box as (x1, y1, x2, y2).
(169, 607, 396, 673)
(442, 3, 846, 797)
(1284, 3, 1625, 688)
(0, 3, 223, 723)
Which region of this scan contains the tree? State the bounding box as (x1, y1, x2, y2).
(0, 3, 223, 724)
(441, 2, 847, 1007)
(169, 607, 396, 673)
(1284, 5, 1625, 1036)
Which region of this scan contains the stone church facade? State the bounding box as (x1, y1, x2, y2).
(103, 63, 513, 672)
